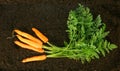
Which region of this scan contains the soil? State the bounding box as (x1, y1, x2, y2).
(0, 0, 120, 71)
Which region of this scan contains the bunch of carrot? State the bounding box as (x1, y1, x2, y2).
(13, 4, 117, 64)
(14, 28, 48, 63)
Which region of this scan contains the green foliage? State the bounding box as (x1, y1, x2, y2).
(43, 4, 117, 64)
(66, 4, 117, 63)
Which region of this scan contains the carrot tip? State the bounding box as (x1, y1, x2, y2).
(22, 60, 26, 63)
(14, 29, 20, 33)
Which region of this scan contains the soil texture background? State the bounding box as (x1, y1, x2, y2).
(0, 0, 120, 71)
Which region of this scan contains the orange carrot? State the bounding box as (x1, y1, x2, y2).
(14, 29, 42, 44)
(22, 55, 47, 63)
(16, 35, 42, 48)
(32, 28, 48, 43)
(14, 41, 44, 53)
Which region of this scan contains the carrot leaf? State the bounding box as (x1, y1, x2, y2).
(43, 4, 117, 64)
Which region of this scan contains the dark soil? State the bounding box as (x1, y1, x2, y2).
(0, 0, 120, 71)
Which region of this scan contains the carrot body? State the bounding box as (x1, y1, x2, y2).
(32, 28, 48, 43)
(22, 55, 46, 63)
(14, 29, 42, 44)
(14, 41, 44, 53)
(16, 35, 42, 48)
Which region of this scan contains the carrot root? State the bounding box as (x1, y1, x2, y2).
(32, 28, 48, 43)
(16, 35, 42, 48)
(22, 55, 47, 63)
(14, 28, 48, 63)
(14, 41, 44, 53)
(14, 29, 42, 44)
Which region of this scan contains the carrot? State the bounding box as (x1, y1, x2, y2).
(14, 29, 42, 44)
(16, 35, 42, 48)
(32, 28, 48, 43)
(22, 55, 47, 63)
(14, 41, 44, 53)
